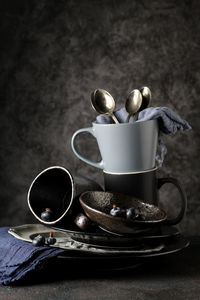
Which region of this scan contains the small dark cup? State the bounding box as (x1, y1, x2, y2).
(104, 167, 187, 225)
(27, 166, 102, 228)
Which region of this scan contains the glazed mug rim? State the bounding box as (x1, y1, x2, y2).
(92, 119, 157, 127)
(103, 166, 158, 175)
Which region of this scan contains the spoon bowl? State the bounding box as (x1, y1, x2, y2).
(125, 89, 143, 123)
(91, 89, 119, 124)
(139, 87, 152, 111)
(133, 86, 152, 121)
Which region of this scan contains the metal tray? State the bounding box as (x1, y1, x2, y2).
(53, 224, 180, 247)
(8, 224, 166, 255)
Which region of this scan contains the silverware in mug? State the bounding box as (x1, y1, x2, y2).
(133, 86, 152, 121)
(91, 89, 119, 124)
(125, 89, 143, 123)
(139, 86, 152, 111)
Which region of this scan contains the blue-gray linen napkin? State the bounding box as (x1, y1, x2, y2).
(0, 227, 66, 285)
(96, 107, 191, 167)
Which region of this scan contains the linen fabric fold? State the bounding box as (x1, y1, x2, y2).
(0, 227, 65, 285)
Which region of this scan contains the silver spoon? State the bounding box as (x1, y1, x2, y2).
(125, 89, 143, 123)
(134, 86, 152, 121)
(139, 86, 152, 111)
(91, 89, 119, 124)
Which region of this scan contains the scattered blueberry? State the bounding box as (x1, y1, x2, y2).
(32, 234, 45, 246)
(110, 204, 126, 217)
(47, 232, 56, 245)
(41, 208, 53, 222)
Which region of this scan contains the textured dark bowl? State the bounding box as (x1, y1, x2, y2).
(79, 191, 167, 234)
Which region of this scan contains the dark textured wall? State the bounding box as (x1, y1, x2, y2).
(0, 0, 199, 234)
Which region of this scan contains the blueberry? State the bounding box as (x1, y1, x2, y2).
(126, 207, 140, 220)
(110, 204, 126, 217)
(137, 213, 146, 221)
(32, 234, 45, 246)
(41, 208, 53, 222)
(126, 207, 145, 221)
(47, 232, 56, 245)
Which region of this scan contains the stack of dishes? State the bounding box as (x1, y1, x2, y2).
(9, 191, 190, 272)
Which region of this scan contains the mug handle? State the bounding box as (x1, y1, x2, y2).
(157, 177, 187, 225)
(71, 127, 104, 170)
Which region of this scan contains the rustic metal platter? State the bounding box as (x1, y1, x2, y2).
(8, 224, 190, 273)
(51, 236, 189, 272)
(53, 224, 180, 247)
(56, 236, 190, 259)
(8, 224, 165, 255)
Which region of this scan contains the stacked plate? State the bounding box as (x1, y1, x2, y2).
(9, 191, 190, 272)
(9, 222, 189, 272)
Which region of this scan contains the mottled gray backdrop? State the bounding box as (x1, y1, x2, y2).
(0, 0, 199, 234)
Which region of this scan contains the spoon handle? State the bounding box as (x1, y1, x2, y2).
(126, 114, 131, 123)
(133, 112, 139, 121)
(110, 113, 119, 124)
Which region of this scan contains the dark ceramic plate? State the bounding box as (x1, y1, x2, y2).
(54, 225, 180, 247)
(54, 255, 144, 272)
(9, 224, 189, 259)
(57, 235, 190, 260)
(52, 236, 189, 272)
(8, 224, 165, 255)
(79, 191, 167, 234)
(8, 225, 190, 273)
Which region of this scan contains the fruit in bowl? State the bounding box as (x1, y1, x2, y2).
(110, 204, 126, 218)
(110, 205, 145, 221)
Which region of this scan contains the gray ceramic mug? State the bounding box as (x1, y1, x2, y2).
(71, 120, 158, 173)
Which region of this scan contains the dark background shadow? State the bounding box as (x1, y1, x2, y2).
(0, 0, 199, 234)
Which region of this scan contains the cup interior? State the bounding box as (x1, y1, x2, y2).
(27, 167, 73, 224)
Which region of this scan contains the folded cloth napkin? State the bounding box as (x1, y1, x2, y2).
(96, 107, 191, 167)
(0, 227, 66, 285)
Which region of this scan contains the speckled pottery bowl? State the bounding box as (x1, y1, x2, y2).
(79, 191, 167, 234)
